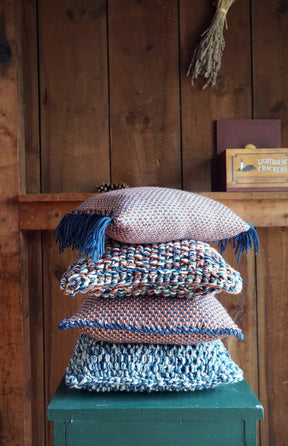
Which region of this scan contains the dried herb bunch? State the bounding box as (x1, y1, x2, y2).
(186, 0, 236, 89)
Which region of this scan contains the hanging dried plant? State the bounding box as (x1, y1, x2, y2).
(186, 0, 236, 89)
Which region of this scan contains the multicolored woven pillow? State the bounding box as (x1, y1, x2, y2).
(65, 334, 244, 392)
(58, 293, 243, 344)
(54, 187, 259, 262)
(60, 239, 242, 298)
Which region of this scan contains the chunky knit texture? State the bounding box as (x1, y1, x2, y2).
(60, 239, 242, 298)
(54, 187, 259, 262)
(58, 293, 243, 344)
(65, 334, 244, 392)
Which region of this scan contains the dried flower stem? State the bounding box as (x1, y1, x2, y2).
(186, 0, 236, 89)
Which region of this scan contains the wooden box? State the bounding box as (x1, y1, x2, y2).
(48, 379, 263, 446)
(217, 145, 288, 191)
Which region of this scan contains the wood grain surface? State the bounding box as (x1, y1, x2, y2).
(108, 0, 181, 188)
(4, 0, 288, 444)
(0, 2, 26, 444)
(220, 247, 258, 396)
(39, 0, 110, 193)
(180, 0, 252, 192)
(18, 191, 288, 230)
(252, 0, 288, 146)
(252, 1, 288, 444)
(256, 228, 288, 446)
(19, 1, 46, 444)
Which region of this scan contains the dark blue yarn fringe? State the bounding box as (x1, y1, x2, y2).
(217, 222, 260, 262)
(54, 212, 113, 262)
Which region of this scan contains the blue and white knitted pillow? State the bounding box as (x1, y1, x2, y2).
(54, 187, 259, 262)
(58, 293, 243, 344)
(65, 334, 244, 392)
(60, 239, 242, 298)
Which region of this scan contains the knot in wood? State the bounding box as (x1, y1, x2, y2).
(0, 34, 11, 64)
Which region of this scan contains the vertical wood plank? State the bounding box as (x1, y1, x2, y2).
(15, 2, 35, 444)
(256, 228, 288, 446)
(252, 0, 288, 146)
(21, 0, 41, 194)
(43, 242, 84, 394)
(22, 232, 45, 446)
(108, 0, 181, 188)
(39, 0, 110, 193)
(180, 0, 252, 191)
(252, 4, 288, 445)
(19, 1, 45, 444)
(43, 237, 84, 445)
(218, 247, 258, 396)
(39, 1, 111, 444)
(0, 1, 25, 444)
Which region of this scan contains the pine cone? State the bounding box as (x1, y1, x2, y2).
(95, 182, 129, 193)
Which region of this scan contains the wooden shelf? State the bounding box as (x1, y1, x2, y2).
(18, 191, 288, 230)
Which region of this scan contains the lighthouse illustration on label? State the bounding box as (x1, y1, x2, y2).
(240, 159, 244, 171)
(237, 158, 255, 172)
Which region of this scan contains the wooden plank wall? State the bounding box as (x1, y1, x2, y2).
(252, 2, 288, 444)
(0, 2, 29, 445)
(20, 1, 44, 445)
(1, 0, 286, 444)
(180, 0, 253, 192)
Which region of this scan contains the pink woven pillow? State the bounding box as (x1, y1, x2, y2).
(55, 187, 259, 262)
(58, 293, 243, 345)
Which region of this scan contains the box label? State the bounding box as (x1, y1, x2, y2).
(228, 150, 288, 189)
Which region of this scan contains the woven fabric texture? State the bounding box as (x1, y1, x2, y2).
(65, 334, 244, 392)
(54, 187, 259, 262)
(60, 239, 242, 298)
(58, 293, 243, 344)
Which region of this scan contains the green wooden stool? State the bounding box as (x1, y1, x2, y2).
(48, 379, 263, 446)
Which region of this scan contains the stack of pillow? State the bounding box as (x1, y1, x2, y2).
(55, 187, 259, 392)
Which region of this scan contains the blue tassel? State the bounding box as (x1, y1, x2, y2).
(54, 212, 113, 261)
(217, 222, 260, 262)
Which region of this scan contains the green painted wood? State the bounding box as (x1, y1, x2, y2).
(65, 419, 245, 446)
(48, 379, 263, 445)
(244, 419, 258, 445)
(53, 422, 66, 445)
(48, 379, 263, 420)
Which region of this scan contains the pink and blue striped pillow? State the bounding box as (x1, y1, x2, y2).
(58, 292, 243, 345)
(55, 187, 259, 262)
